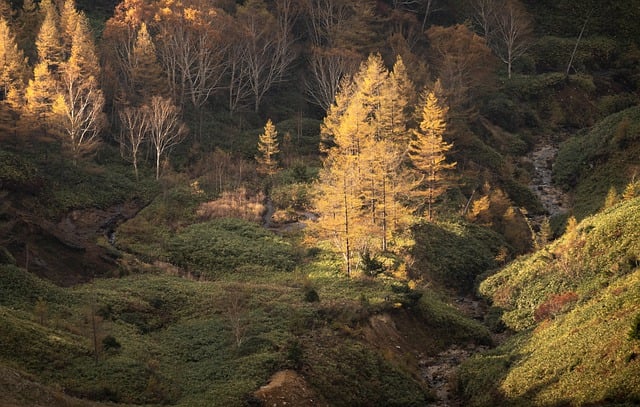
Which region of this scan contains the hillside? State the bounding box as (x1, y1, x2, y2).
(1, 0, 640, 405)
(459, 197, 640, 406)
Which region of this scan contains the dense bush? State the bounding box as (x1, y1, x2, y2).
(167, 218, 297, 278)
(411, 220, 507, 293)
(531, 36, 618, 73)
(0, 151, 42, 194)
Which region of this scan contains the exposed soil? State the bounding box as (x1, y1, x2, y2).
(253, 370, 330, 407)
(1, 199, 146, 286)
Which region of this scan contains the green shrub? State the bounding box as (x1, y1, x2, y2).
(0, 151, 42, 193)
(167, 218, 296, 278)
(102, 335, 121, 351)
(554, 106, 640, 217)
(531, 36, 618, 73)
(411, 220, 506, 293)
(480, 197, 640, 331)
(270, 182, 312, 211)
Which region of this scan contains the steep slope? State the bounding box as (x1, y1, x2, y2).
(458, 197, 640, 406)
(554, 106, 640, 218)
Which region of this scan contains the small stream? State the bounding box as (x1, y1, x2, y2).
(528, 143, 568, 217)
(418, 142, 569, 405)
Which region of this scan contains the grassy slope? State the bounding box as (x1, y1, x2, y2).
(0, 232, 491, 406)
(554, 106, 640, 219)
(458, 197, 640, 406)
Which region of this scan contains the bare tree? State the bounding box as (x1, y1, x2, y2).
(52, 69, 106, 166)
(305, 46, 360, 111)
(471, 0, 498, 38)
(236, 0, 298, 112)
(144, 96, 188, 180)
(470, 0, 533, 78)
(392, 0, 443, 32)
(489, 0, 533, 79)
(117, 105, 148, 180)
(154, 6, 230, 111)
(301, 0, 351, 47)
(226, 34, 252, 114)
(226, 290, 249, 349)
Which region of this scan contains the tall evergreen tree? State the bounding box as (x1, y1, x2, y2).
(23, 61, 59, 135)
(313, 53, 415, 272)
(408, 87, 456, 221)
(16, 0, 40, 61)
(35, 0, 63, 69)
(0, 16, 28, 99)
(0, 16, 27, 137)
(66, 11, 100, 80)
(59, 0, 80, 58)
(255, 119, 280, 177)
(131, 22, 166, 103)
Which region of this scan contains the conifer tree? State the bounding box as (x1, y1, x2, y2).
(131, 22, 167, 103)
(408, 88, 456, 221)
(0, 16, 28, 100)
(59, 0, 80, 57)
(603, 186, 618, 209)
(23, 61, 59, 135)
(0, 0, 12, 20)
(16, 0, 39, 59)
(255, 119, 280, 177)
(66, 11, 100, 80)
(35, 0, 63, 69)
(313, 53, 416, 271)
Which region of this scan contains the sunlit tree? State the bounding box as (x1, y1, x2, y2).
(52, 70, 105, 165)
(59, 0, 80, 57)
(35, 0, 63, 69)
(408, 87, 456, 221)
(313, 53, 416, 272)
(0, 16, 28, 100)
(255, 119, 280, 177)
(53, 20, 106, 166)
(23, 61, 58, 134)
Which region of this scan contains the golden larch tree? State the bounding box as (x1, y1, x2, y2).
(131, 22, 166, 103)
(23, 61, 59, 135)
(35, 0, 63, 69)
(255, 119, 280, 177)
(408, 88, 456, 221)
(59, 0, 80, 57)
(0, 16, 28, 135)
(312, 53, 416, 273)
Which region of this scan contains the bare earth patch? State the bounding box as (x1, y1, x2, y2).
(253, 369, 330, 407)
